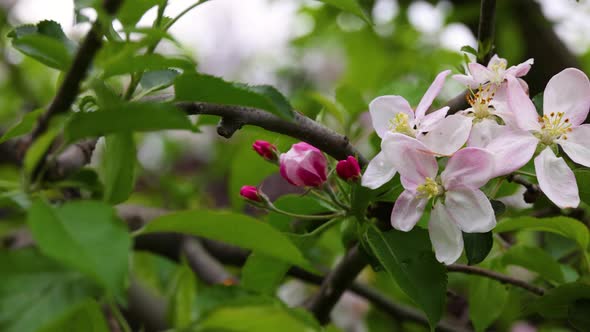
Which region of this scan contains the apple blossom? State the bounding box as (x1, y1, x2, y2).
(280, 142, 328, 187)
(362, 70, 472, 189)
(453, 54, 534, 88)
(506, 68, 590, 208)
(382, 133, 496, 264)
(336, 156, 361, 181)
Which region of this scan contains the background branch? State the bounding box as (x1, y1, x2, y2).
(447, 264, 546, 296)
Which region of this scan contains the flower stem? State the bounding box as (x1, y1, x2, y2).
(268, 205, 344, 220)
(307, 217, 344, 237)
(109, 300, 132, 332)
(323, 184, 349, 210)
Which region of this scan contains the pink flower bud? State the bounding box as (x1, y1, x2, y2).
(252, 140, 278, 161)
(336, 156, 361, 181)
(240, 185, 263, 202)
(279, 142, 327, 187)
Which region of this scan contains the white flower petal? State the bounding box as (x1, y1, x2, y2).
(534, 147, 580, 209)
(390, 190, 427, 231)
(417, 106, 449, 132)
(361, 151, 397, 189)
(559, 124, 590, 167)
(441, 147, 495, 190)
(381, 133, 438, 188)
(444, 189, 496, 233)
(429, 202, 464, 265)
(543, 68, 590, 126)
(506, 75, 541, 131)
(418, 114, 472, 156)
(369, 96, 414, 138)
(415, 70, 451, 120)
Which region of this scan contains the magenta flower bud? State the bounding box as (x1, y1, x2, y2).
(336, 156, 361, 181)
(240, 185, 263, 202)
(252, 140, 278, 161)
(279, 142, 327, 187)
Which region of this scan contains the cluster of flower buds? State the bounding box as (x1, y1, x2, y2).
(362, 54, 590, 264)
(241, 140, 361, 204)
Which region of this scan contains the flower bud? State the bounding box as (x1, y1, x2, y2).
(240, 185, 263, 202)
(336, 156, 361, 181)
(279, 142, 327, 187)
(252, 140, 278, 161)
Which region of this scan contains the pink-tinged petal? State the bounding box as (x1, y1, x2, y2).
(417, 106, 449, 132)
(486, 54, 504, 68)
(361, 151, 397, 189)
(543, 68, 590, 126)
(390, 190, 428, 231)
(400, 176, 419, 192)
(441, 147, 495, 190)
(452, 74, 479, 88)
(506, 75, 541, 131)
(444, 189, 496, 233)
(469, 120, 538, 177)
(369, 96, 414, 138)
(418, 114, 472, 156)
(381, 133, 438, 188)
(429, 202, 464, 265)
(469, 62, 492, 84)
(534, 148, 580, 209)
(505, 58, 534, 77)
(559, 124, 590, 167)
(415, 70, 451, 120)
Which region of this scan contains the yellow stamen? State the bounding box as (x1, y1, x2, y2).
(537, 111, 572, 145)
(416, 177, 442, 199)
(388, 112, 415, 137)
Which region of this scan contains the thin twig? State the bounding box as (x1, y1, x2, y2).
(24, 0, 124, 178)
(477, 0, 497, 64)
(447, 264, 546, 296)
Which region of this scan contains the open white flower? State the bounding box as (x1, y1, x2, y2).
(362, 70, 472, 189)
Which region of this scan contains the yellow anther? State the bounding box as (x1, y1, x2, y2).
(467, 85, 497, 120)
(416, 177, 442, 199)
(537, 111, 572, 145)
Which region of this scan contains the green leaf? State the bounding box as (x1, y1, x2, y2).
(468, 260, 509, 332)
(175, 73, 295, 120)
(460, 45, 478, 56)
(568, 299, 590, 331)
(0, 108, 44, 143)
(101, 133, 137, 204)
(26, 200, 131, 297)
(39, 300, 110, 332)
(463, 232, 493, 265)
(140, 210, 312, 270)
(8, 21, 75, 70)
(64, 102, 193, 142)
(531, 282, 590, 319)
(169, 264, 198, 328)
(0, 249, 99, 332)
(364, 224, 447, 328)
(102, 54, 193, 78)
(241, 253, 290, 295)
(335, 84, 366, 117)
(197, 305, 321, 332)
(502, 245, 565, 284)
(318, 0, 371, 24)
(495, 216, 589, 249)
(118, 0, 161, 26)
(24, 115, 65, 176)
(574, 169, 590, 205)
(140, 69, 180, 92)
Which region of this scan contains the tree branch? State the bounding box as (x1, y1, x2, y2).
(447, 264, 546, 296)
(177, 102, 368, 167)
(477, 0, 496, 64)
